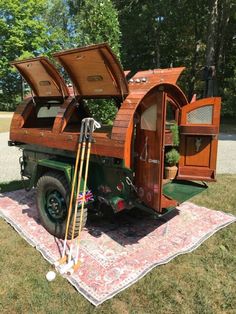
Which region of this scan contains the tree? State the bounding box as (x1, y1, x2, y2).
(74, 0, 121, 123)
(0, 0, 57, 110)
(76, 0, 121, 56)
(203, 0, 236, 114)
(116, 0, 236, 117)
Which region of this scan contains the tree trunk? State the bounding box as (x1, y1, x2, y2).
(216, 0, 231, 72)
(206, 0, 218, 66)
(205, 0, 219, 96)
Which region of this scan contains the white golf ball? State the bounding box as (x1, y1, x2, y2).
(46, 271, 56, 282)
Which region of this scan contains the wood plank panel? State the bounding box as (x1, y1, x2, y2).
(119, 102, 137, 109)
(177, 167, 215, 181)
(180, 125, 218, 135)
(113, 120, 130, 128)
(178, 97, 221, 181)
(185, 136, 211, 167)
(10, 129, 125, 159)
(111, 127, 127, 134)
(114, 114, 132, 121)
(111, 133, 126, 141)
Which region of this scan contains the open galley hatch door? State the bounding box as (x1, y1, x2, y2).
(177, 97, 221, 181)
(53, 43, 129, 99)
(11, 57, 69, 98)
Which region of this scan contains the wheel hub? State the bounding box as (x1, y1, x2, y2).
(46, 190, 66, 221)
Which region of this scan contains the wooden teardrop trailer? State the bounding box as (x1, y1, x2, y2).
(9, 43, 221, 238)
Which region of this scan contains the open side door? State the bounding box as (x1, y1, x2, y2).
(134, 90, 167, 212)
(53, 43, 129, 99)
(177, 97, 221, 181)
(11, 57, 69, 97)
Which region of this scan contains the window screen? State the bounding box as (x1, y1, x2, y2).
(187, 105, 213, 124)
(141, 104, 157, 131)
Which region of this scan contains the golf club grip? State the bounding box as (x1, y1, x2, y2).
(88, 119, 95, 142)
(79, 120, 85, 143)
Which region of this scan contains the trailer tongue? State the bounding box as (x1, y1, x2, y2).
(9, 43, 221, 239)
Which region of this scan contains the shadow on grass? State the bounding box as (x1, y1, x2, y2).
(0, 179, 29, 193)
(0, 183, 180, 247)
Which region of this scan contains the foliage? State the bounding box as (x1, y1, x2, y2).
(115, 0, 236, 116)
(84, 99, 117, 125)
(73, 0, 121, 123)
(0, 0, 60, 111)
(43, 0, 73, 51)
(0, 0, 121, 123)
(0, 0, 235, 118)
(165, 148, 180, 166)
(75, 0, 121, 57)
(170, 123, 179, 146)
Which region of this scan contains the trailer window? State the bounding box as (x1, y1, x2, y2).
(165, 102, 178, 129)
(166, 103, 176, 122)
(23, 100, 63, 129)
(187, 105, 213, 124)
(141, 104, 157, 131)
(37, 105, 60, 118)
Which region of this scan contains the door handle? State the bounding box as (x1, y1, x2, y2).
(148, 159, 160, 164)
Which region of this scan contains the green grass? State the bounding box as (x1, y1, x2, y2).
(0, 174, 235, 313)
(0, 180, 28, 193)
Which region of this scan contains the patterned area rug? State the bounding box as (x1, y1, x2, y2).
(0, 189, 235, 306)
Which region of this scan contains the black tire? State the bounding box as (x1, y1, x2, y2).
(36, 171, 87, 239)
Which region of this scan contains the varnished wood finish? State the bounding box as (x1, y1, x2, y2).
(10, 45, 222, 213)
(164, 131, 173, 146)
(161, 194, 178, 209)
(178, 97, 221, 181)
(134, 91, 166, 213)
(180, 125, 218, 135)
(10, 97, 33, 130)
(10, 128, 124, 158)
(131, 67, 185, 85)
(52, 97, 76, 134)
(53, 43, 129, 98)
(11, 57, 69, 97)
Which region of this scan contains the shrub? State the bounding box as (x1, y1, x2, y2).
(165, 148, 180, 166)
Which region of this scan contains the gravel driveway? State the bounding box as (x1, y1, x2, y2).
(0, 132, 22, 183)
(0, 131, 236, 183)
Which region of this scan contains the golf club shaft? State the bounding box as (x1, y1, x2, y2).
(62, 142, 81, 257)
(75, 119, 95, 262)
(68, 140, 86, 262)
(75, 143, 91, 262)
(62, 120, 85, 257)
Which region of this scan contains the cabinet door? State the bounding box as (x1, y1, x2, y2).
(177, 97, 221, 181)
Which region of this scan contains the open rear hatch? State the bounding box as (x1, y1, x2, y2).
(11, 57, 69, 97)
(53, 43, 129, 99)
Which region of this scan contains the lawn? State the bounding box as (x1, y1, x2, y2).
(0, 174, 235, 313)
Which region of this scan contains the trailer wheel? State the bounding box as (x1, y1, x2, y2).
(36, 171, 87, 239)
